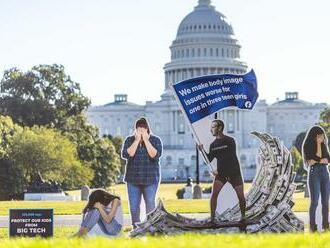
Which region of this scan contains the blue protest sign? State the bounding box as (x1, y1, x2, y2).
(171, 70, 258, 123)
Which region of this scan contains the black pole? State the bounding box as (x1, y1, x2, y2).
(195, 112, 217, 185)
(196, 144, 200, 184)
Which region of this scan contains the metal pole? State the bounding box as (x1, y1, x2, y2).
(196, 144, 200, 184)
(170, 82, 213, 172)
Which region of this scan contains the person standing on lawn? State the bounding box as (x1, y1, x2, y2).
(302, 125, 330, 232)
(199, 119, 246, 223)
(121, 117, 163, 229)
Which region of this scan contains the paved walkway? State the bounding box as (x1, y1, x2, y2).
(0, 213, 310, 228)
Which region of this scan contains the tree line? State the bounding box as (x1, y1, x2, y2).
(0, 64, 123, 200)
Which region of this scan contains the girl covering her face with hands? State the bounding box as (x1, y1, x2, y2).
(302, 125, 330, 232)
(121, 117, 163, 229)
(74, 189, 123, 237)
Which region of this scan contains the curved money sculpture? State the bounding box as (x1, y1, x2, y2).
(130, 132, 304, 236)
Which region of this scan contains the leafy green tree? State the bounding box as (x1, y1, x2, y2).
(61, 115, 121, 188)
(104, 135, 125, 176)
(319, 108, 330, 139)
(0, 64, 121, 189)
(0, 64, 90, 128)
(0, 115, 22, 157)
(9, 126, 93, 190)
(291, 146, 306, 180)
(108, 136, 124, 156)
(293, 132, 307, 154)
(90, 138, 121, 188)
(0, 115, 24, 199)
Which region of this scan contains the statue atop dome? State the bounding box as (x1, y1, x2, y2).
(198, 0, 211, 6)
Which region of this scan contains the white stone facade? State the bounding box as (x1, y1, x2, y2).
(87, 0, 328, 182)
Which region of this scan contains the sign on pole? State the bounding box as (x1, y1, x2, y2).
(171, 69, 258, 170)
(171, 70, 258, 214)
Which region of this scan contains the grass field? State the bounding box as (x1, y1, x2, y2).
(0, 233, 329, 248)
(0, 227, 76, 239)
(0, 226, 134, 239)
(0, 183, 310, 215)
(0, 184, 316, 246)
(0, 198, 310, 216)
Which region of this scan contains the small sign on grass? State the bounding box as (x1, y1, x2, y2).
(9, 209, 53, 237)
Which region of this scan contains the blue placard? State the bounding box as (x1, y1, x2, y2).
(9, 209, 54, 238)
(172, 70, 258, 123)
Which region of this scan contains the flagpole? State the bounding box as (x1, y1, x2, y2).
(169, 82, 215, 174)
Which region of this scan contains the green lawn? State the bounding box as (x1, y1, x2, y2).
(0, 226, 133, 239)
(0, 183, 310, 216)
(84, 183, 217, 201)
(0, 198, 310, 216)
(0, 233, 329, 248)
(0, 227, 76, 239)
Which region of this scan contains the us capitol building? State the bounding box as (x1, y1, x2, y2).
(87, 0, 328, 181)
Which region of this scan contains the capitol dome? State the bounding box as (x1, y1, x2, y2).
(177, 0, 234, 37)
(163, 0, 247, 91)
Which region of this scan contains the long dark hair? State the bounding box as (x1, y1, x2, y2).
(302, 125, 330, 162)
(82, 189, 120, 215)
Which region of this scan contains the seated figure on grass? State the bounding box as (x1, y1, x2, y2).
(73, 189, 123, 237)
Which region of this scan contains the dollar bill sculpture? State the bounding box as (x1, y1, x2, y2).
(130, 132, 304, 236)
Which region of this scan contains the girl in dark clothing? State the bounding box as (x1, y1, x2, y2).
(302, 125, 330, 232)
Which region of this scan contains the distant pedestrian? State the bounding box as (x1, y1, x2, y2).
(121, 117, 163, 229)
(302, 125, 330, 232)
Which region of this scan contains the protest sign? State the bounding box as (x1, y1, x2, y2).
(171, 70, 258, 214)
(9, 209, 53, 237)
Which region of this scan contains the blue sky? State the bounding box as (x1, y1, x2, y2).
(0, 0, 329, 106)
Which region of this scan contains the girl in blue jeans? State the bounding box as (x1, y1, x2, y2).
(303, 125, 330, 232)
(122, 117, 163, 229)
(73, 189, 123, 237)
